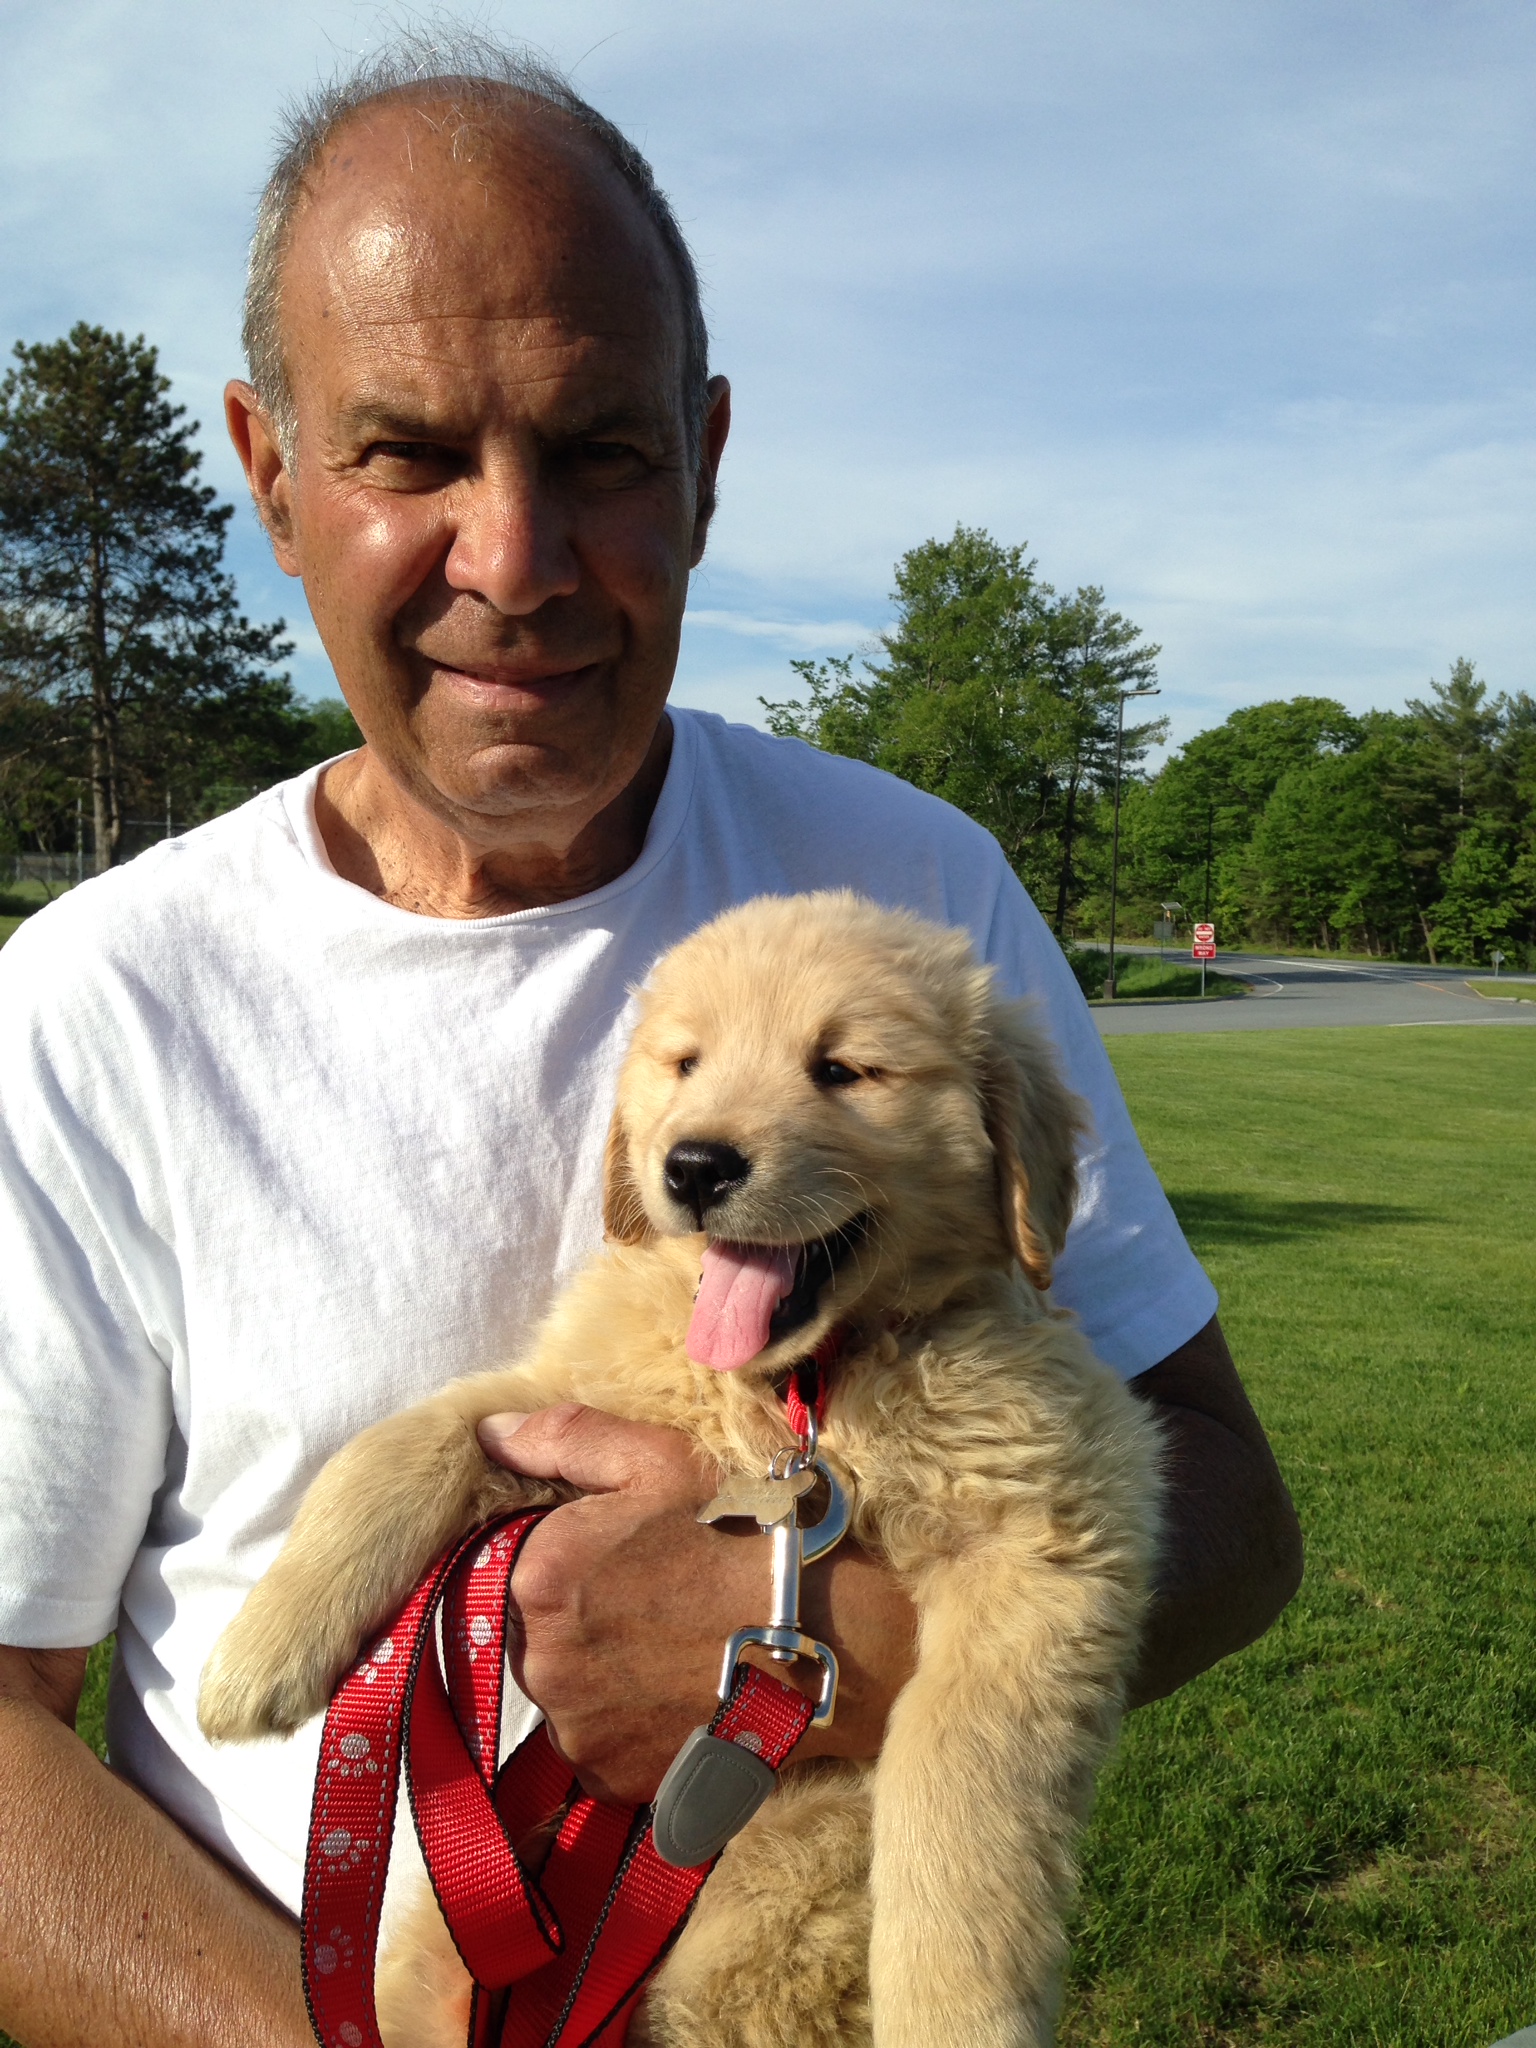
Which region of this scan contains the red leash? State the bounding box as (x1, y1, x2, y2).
(302, 1511, 814, 2048)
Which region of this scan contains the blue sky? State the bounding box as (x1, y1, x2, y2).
(3, 0, 1532, 754)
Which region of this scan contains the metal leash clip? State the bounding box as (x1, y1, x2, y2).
(650, 1421, 852, 1868)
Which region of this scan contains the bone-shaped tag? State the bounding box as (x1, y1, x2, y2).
(698, 1467, 816, 1528)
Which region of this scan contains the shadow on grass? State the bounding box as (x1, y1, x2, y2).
(1167, 1191, 1421, 1249)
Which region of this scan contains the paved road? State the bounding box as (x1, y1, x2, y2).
(1094, 949, 1536, 1036)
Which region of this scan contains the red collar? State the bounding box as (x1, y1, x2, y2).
(783, 1322, 853, 1438)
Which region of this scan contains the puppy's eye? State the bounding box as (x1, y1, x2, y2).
(812, 1059, 862, 1088)
(677, 1055, 698, 1077)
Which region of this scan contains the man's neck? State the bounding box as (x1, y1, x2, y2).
(313, 719, 674, 919)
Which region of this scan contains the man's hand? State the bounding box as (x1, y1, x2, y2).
(479, 1404, 917, 1804)
(483, 1317, 1302, 1798)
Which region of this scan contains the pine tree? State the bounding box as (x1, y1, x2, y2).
(0, 324, 296, 868)
(761, 527, 1162, 928)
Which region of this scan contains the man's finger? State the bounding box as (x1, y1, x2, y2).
(481, 1402, 709, 1496)
(476, 1411, 531, 1462)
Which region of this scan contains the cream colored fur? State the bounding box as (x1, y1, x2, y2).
(199, 892, 1164, 2048)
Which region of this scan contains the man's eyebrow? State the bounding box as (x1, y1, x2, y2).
(335, 399, 459, 442)
(559, 404, 673, 440)
(333, 397, 680, 446)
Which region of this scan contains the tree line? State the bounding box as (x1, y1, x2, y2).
(5, 329, 1529, 962)
(767, 528, 1534, 967)
(0, 325, 356, 872)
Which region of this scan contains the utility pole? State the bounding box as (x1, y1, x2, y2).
(1104, 682, 1161, 1000)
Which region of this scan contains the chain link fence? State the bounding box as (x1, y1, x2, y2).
(5, 789, 264, 890)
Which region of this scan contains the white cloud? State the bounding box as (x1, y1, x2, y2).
(682, 609, 880, 652)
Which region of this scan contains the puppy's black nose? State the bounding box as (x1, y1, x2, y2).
(663, 1140, 751, 1226)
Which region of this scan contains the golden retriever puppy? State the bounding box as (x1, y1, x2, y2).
(200, 891, 1163, 2048)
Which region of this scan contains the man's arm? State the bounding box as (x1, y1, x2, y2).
(1123, 1315, 1303, 1708)
(484, 1313, 1302, 1796)
(0, 1645, 311, 2048)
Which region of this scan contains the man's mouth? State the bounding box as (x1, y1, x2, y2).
(685, 1215, 870, 1372)
(429, 659, 603, 707)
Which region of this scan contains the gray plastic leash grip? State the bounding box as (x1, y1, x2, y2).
(650, 1727, 779, 1869)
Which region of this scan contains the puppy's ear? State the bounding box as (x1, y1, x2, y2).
(601, 1107, 655, 1245)
(979, 998, 1087, 1291)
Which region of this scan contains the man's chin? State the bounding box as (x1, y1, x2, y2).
(409, 725, 665, 829)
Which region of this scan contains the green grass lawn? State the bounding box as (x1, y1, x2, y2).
(1061, 1028, 1536, 2047)
(76, 1640, 111, 1759)
(0, 880, 69, 951)
(1072, 948, 1242, 1002)
(1468, 982, 1536, 1004)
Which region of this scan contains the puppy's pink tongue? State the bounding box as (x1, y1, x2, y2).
(688, 1241, 796, 1370)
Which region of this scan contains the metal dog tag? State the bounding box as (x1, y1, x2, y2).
(651, 1725, 778, 1869)
(697, 1467, 816, 1529)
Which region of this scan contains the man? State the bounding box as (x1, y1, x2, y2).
(0, 39, 1301, 2048)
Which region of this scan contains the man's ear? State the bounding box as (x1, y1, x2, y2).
(979, 997, 1087, 1291)
(688, 376, 731, 566)
(225, 380, 299, 574)
(601, 1107, 655, 1245)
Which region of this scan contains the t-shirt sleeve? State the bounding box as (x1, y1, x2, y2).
(980, 870, 1218, 1379)
(0, 926, 176, 1649)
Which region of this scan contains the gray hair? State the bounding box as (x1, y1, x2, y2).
(243, 27, 710, 465)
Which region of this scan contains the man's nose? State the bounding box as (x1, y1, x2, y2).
(442, 464, 581, 616)
(663, 1141, 751, 1227)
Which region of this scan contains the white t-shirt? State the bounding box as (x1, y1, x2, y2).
(0, 706, 1214, 1913)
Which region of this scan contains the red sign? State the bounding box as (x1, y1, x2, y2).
(1192, 943, 1216, 961)
(1193, 922, 1215, 944)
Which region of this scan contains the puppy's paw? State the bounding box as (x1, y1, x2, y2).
(198, 1593, 355, 1743)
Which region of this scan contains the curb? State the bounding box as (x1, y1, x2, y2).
(1464, 981, 1536, 1005)
(1087, 980, 1250, 1010)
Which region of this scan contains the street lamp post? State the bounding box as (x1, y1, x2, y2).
(1104, 682, 1161, 1000)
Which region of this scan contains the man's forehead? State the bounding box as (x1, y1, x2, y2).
(281, 98, 683, 391)
(291, 95, 670, 303)
(314, 220, 670, 341)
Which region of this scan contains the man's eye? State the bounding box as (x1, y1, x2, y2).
(363, 441, 460, 472)
(572, 440, 649, 480)
(811, 1059, 863, 1088)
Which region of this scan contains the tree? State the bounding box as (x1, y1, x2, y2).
(0, 325, 296, 868)
(762, 527, 1163, 929)
(1029, 586, 1162, 933)
(1245, 741, 1420, 954)
(1428, 821, 1528, 963)
(1406, 657, 1500, 820)
(1119, 697, 1362, 939)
